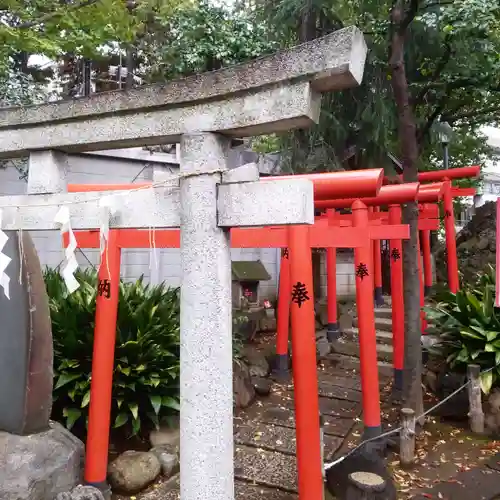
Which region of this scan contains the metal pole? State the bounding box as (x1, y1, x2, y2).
(443, 143, 449, 170)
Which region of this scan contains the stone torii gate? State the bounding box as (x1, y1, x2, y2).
(0, 27, 367, 500)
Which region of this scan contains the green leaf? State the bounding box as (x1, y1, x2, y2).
(496, 352, 500, 365)
(162, 396, 180, 411)
(129, 402, 139, 420)
(131, 416, 141, 436)
(81, 390, 91, 408)
(63, 407, 82, 430)
(114, 412, 129, 428)
(485, 344, 496, 352)
(480, 371, 494, 394)
(55, 373, 81, 390)
(150, 395, 162, 414)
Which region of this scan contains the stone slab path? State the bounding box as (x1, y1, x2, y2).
(138, 349, 391, 499)
(410, 452, 500, 500)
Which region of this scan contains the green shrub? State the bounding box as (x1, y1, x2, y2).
(425, 265, 499, 394)
(46, 268, 180, 437)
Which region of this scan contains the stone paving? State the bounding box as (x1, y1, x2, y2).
(134, 305, 395, 499)
(411, 452, 500, 500)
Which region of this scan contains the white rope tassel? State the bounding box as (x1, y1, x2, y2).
(54, 206, 80, 294)
(0, 210, 11, 299)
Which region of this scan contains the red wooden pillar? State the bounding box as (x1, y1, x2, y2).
(326, 247, 340, 341)
(421, 227, 433, 296)
(352, 201, 381, 438)
(275, 248, 291, 375)
(289, 225, 323, 500)
(388, 205, 404, 395)
(373, 207, 384, 307)
(85, 230, 121, 490)
(443, 179, 459, 293)
(417, 233, 427, 335)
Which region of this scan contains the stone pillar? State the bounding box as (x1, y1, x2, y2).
(179, 133, 234, 500)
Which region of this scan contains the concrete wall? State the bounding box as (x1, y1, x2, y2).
(0, 157, 281, 299)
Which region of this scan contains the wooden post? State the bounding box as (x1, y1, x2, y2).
(399, 408, 416, 467)
(346, 472, 386, 500)
(467, 364, 485, 434)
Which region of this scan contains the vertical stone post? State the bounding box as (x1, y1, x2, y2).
(399, 407, 416, 467)
(467, 364, 485, 434)
(179, 133, 234, 500)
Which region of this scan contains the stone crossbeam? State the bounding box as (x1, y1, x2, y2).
(0, 178, 313, 231)
(0, 26, 367, 158)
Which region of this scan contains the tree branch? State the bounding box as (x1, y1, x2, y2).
(399, 0, 422, 34)
(7, 0, 100, 30)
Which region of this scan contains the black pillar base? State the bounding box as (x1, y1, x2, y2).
(327, 322, 341, 342)
(424, 285, 432, 297)
(272, 353, 289, 378)
(374, 287, 385, 307)
(362, 425, 382, 441)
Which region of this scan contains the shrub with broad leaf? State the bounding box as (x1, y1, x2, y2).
(46, 268, 180, 437)
(425, 265, 499, 394)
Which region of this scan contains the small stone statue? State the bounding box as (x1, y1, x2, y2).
(55, 485, 105, 500)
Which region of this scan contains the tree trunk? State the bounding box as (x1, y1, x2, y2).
(389, 2, 424, 419)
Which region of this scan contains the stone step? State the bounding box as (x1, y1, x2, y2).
(234, 421, 343, 460)
(146, 474, 298, 500)
(325, 351, 393, 379)
(353, 316, 392, 332)
(330, 339, 393, 364)
(343, 327, 393, 345)
(374, 307, 392, 319)
(235, 444, 298, 492)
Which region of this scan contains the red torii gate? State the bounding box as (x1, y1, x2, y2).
(385, 165, 480, 293)
(66, 169, 385, 500)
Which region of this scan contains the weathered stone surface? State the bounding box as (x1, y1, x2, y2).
(318, 381, 362, 402)
(235, 422, 343, 458)
(234, 360, 256, 409)
(149, 427, 180, 455)
(435, 201, 496, 285)
(252, 376, 273, 396)
(108, 451, 161, 494)
(326, 445, 397, 500)
(412, 467, 500, 500)
(139, 476, 298, 500)
(243, 347, 270, 378)
(234, 445, 298, 492)
(150, 446, 179, 478)
(0, 231, 53, 435)
(55, 485, 105, 500)
(0, 421, 84, 500)
(0, 27, 366, 130)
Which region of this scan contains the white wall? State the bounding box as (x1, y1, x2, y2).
(0, 157, 280, 298)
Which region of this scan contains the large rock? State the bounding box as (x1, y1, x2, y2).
(150, 446, 180, 478)
(0, 231, 53, 434)
(233, 360, 255, 409)
(242, 347, 270, 378)
(149, 426, 180, 455)
(55, 485, 105, 500)
(485, 389, 500, 436)
(0, 421, 84, 500)
(435, 201, 496, 285)
(108, 450, 161, 494)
